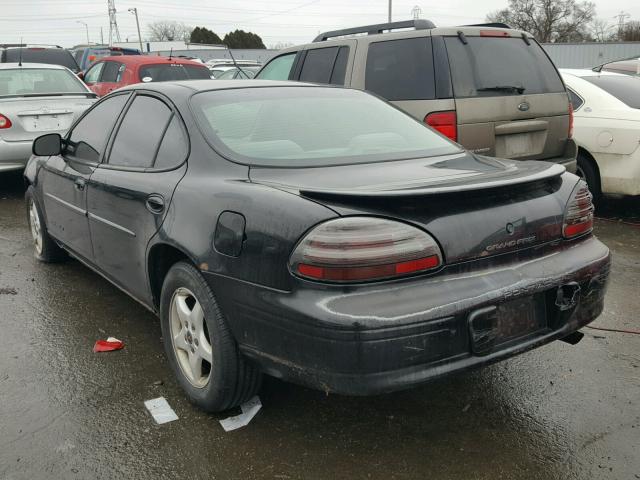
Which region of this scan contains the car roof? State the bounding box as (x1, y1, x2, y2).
(0, 62, 70, 70)
(96, 55, 207, 67)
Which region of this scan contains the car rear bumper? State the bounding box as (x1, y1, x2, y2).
(550, 138, 577, 173)
(203, 236, 610, 395)
(0, 139, 32, 171)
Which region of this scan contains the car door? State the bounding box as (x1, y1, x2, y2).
(39, 93, 130, 260)
(83, 61, 105, 95)
(86, 92, 188, 303)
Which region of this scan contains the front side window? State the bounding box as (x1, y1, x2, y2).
(0, 68, 88, 96)
(444, 37, 565, 98)
(256, 53, 296, 80)
(84, 63, 104, 83)
(66, 94, 129, 163)
(365, 38, 435, 101)
(108, 95, 172, 168)
(299, 47, 339, 84)
(191, 87, 460, 167)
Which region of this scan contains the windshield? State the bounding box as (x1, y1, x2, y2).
(191, 86, 460, 167)
(0, 68, 88, 96)
(217, 67, 259, 79)
(444, 37, 565, 98)
(139, 64, 212, 82)
(582, 75, 640, 108)
(4, 48, 79, 71)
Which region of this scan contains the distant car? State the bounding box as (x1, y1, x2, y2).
(561, 69, 640, 197)
(82, 55, 212, 96)
(0, 63, 95, 172)
(25, 80, 610, 412)
(216, 66, 260, 79)
(206, 60, 261, 78)
(1, 46, 80, 73)
(598, 58, 640, 77)
(208, 65, 236, 78)
(74, 45, 141, 72)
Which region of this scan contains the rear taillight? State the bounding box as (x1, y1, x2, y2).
(425, 110, 457, 142)
(290, 217, 443, 283)
(568, 102, 574, 139)
(0, 114, 12, 129)
(563, 180, 594, 239)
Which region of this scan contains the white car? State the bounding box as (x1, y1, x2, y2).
(561, 69, 640, 197)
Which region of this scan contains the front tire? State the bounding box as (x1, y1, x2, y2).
(25, 186, 66, 263)
(160, 261, 262, 412)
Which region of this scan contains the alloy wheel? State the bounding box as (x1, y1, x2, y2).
(29, 200, 43, 256)
(169, 287, 213, 388)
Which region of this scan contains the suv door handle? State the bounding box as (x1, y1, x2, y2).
(145, 194, 165, 214)
(74, 178, 85, 191)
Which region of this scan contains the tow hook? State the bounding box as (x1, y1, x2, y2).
(560, 330, 584, 345)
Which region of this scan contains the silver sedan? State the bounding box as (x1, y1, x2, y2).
(0, 63, 96, 172)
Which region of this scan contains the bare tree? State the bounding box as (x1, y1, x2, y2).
(487, 0, 596, 42)
(620, 20, 640, 41)
(591, 17, 613, 42)
(147, 20, 192, 42)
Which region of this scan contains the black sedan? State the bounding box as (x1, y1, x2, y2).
(24, 81, 611, 412)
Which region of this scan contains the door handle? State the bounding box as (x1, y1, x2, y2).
(74, 178, 85, 191)
(145, 194, 165, 214)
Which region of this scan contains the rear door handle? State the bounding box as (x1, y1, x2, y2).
(145, 194, 165, 214)
(74, 178, 85, 191)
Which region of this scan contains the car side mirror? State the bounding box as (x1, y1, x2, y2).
(33, 133, 62, 156)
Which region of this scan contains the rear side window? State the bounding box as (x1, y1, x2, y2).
(256, 53, 296, 80)
(154, 116, 188, 169)
(443, 37, 565, 98)
(101, 61, 124, 82)
(4, 48, 78, 71)
(365, 38, 434, 101)
(582, 75, 640, 109)
(108, 95, 172, 168)
(299, 46, 349, 85)
(567, 88, 584, 111)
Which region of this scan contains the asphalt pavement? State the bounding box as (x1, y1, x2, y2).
(1, 171, 638, 480)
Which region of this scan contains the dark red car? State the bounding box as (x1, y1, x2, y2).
(82, 55, 212, 96)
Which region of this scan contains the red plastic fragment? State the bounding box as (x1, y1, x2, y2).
(93, 337, 124, 353)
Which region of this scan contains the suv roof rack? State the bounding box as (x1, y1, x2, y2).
(462, 22, 512, 29)
(313, 19, 436, 42)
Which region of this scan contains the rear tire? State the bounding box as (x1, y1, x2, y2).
(160, 261, 262, 412)
(576, 152, 601, 202)
(25, 186, 67, 263)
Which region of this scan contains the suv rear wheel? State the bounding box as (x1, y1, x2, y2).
(160, 261, 262, 412)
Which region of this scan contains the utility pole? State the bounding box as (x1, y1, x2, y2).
(77, 21, 90, 44)
(388, 0, 392, 22)
(108, 0, 121, 46)
(411, 5, 422, 20)
(128, 8, 144, 53)
(101, 27, 104, 44)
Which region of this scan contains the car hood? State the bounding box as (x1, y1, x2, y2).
(248, 152, 566, 197)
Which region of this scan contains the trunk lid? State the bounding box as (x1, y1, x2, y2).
(0, 96, 95, 142)
(250, 153, 570, 263)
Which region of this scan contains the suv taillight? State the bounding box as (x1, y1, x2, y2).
(425, 111, 457, 142)
(563, 180, 594, 239)
(0, 114, 12, 129)
(568, 102, 574, 139)
(290, 217, 443, 283)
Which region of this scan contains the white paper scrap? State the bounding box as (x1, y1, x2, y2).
(219, 396, 262, 432)
(144, 397, 179, 425)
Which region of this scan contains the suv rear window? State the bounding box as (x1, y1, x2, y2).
(443, 37, 565, 98)
(3, 48, 78, 71)
(582, 75, 640, 109)
(139, 64, 211, 82)
(365, 38, 434, 101)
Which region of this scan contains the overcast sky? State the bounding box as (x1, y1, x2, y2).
(3, 0, 640, 48)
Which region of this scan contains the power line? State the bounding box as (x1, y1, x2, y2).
(108, 0, 121, 44)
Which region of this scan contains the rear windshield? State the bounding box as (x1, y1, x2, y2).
(582, 75, 640, 108)
(139, 64, 212, 82)
(0, 68, 87, 96)
(4, 48, 78, 71)
(444, 37, 565, 98)
(191, 87, 460, 167)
